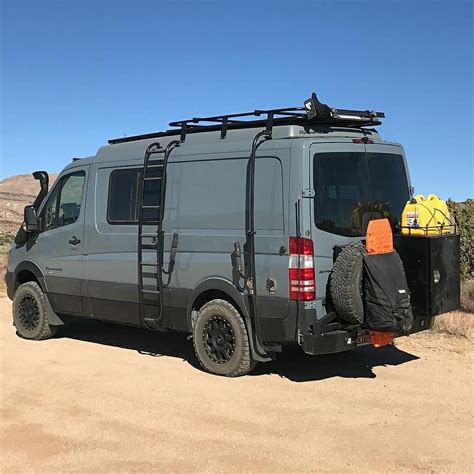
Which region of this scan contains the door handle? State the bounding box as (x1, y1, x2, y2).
(68, 236, 81, 245)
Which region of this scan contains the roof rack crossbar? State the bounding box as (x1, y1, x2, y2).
(169, 107, 308, 127)
(108, 91, 385, 144)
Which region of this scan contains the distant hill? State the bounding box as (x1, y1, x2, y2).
(0, 173, 57, 235)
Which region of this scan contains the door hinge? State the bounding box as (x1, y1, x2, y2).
(302, 188, 315, 198)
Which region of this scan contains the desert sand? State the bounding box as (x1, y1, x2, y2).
(1, 295, 473, 473)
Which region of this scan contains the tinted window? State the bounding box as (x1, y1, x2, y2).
(108, 169, 140, 223)
(42, 172, 85, 231)
(367, 153, 410, 230)
(314, 152, 409, 237)
(58, 174, 85, 226)
(107, 168, 161, 224)
(43, 184, 61, 232)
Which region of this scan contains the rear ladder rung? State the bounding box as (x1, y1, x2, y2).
(143, 299, 159, 306)
(142, 288, 160, 294)
(143, 272, 158, 279)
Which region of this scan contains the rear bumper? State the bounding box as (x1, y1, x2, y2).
(300, 319, 433, 356)
(301, 329, 367, 355)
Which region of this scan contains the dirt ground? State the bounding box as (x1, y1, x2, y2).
(1, 296, 473, 473)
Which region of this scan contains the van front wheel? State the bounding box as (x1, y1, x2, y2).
(193, 299, 257, 377)
(13, 281, 58, 340)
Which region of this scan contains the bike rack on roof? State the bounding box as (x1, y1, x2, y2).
(108, 92, 385, 144)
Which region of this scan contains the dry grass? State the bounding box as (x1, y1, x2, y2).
(432, 310, 473, 338)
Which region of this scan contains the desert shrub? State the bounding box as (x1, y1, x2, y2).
(432, 311, 473, 338)
(447, 199, 473, 279)
(0, 234, 14, 246)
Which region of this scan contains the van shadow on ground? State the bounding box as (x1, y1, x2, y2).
(58, 319, 419, 383)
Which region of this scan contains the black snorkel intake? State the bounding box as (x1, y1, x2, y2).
(31, 171, 50, 209)
(14, 170, 50, 245)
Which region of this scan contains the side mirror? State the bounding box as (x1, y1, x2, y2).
(23, 205, 39, 232)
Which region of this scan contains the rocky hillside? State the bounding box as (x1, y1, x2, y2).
(0, 174, 57, 235)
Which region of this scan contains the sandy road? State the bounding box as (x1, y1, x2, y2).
(1, 295, 472, 473)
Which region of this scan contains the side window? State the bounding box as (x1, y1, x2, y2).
(42, 172, 85, 231)
(107, 168, 162, 224)
(43, 185, 61, 232)
(107, 169, 140, 224)
(58, 174, 85, 226)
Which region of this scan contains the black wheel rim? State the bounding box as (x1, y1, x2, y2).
(202, 316, 235, 364)
(18, 295, 40, 331)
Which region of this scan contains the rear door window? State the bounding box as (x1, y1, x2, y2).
(366, 153, 410, 230)
(314, 152, 409, 237)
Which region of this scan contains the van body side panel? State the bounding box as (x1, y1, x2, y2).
(162, 142, 295, 340)
(83, 159, 143, 325)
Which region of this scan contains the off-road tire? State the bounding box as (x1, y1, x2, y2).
(13, 281, 58, 340)
(330, 241, 366, 324)
(193, 299, 257, 377)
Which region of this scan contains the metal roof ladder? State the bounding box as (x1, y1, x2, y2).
(138, 140, 181, 330)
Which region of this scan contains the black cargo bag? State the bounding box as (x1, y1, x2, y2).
(363, 251, 414, 335)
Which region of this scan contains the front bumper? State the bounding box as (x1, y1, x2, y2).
(4, 271, 14, 300)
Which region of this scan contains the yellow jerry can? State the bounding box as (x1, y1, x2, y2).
(401, 194, 452, 236)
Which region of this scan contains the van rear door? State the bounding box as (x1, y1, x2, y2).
(310, 142, 410, 301)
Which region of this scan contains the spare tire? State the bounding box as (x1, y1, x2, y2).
(330, 241, 366, 324)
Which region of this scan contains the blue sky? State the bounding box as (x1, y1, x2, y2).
(1, 0, 472, 200)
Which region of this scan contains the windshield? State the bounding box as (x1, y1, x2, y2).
(313, 152, 409, 237)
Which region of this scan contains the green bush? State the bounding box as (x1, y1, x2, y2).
(447, 199, 473, 280)
(0, 234, 14, 246)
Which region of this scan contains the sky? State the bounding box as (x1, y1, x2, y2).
(1, 0, 473, 201)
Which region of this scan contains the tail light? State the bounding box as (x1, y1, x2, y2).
(289, 236, 315, 301)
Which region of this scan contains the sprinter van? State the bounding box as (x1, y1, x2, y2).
(5, 92, 460, 376)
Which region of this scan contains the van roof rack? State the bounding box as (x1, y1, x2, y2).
(108, 92, 385, 144)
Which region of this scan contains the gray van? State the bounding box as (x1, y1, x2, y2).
(5, 93, 460, 376)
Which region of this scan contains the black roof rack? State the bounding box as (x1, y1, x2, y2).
(108, 92, 385, 144)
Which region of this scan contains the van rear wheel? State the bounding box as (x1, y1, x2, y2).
(13, 281, 58, 340)
(193, 299, 257, 377)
